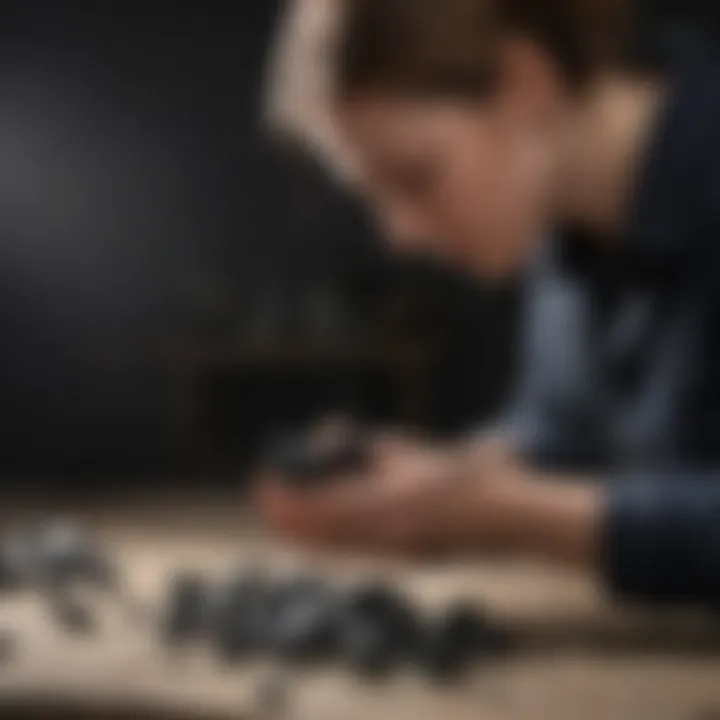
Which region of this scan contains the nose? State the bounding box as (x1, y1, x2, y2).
(380, 204, 435, 254)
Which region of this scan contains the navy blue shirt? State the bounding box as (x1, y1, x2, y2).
(504, 33, 720, 604)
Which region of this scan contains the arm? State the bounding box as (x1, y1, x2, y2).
(482, 245, 720, 604)
(491, 243, 605, 471)
(487, 465, 720, 606)
(496, 240, 720, 604)
(261, 432, 720, 606)
(262, 244, 720, 606)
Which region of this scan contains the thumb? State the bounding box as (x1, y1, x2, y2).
(369, 428, 417, 470)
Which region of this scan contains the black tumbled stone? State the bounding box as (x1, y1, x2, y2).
(212, 572, 274, 663)
(163, 572, 214, 645)
(337, 584, 419, 677)
(49, 596, 96, 635)
(264, 422, 368, 489)
(418, 603, 510, 681)
(270, 578, 339, 662)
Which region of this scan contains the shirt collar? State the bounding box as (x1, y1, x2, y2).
(625, 28, 720, 268)
(557, 28, 720, 286)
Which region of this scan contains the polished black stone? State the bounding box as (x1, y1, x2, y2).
(48, 596, 96, 635)
(269, 578, 339, 662)
(264, 424, 368, 489)
(0, 631, 16, 665)
(0, 531, 43, 589)
(336, 584, 420, 676)
(340, 617, 395, 676)
(163, 572, 214, 645)
(417, 603, 511, 680)
(34, 523, 115, 589)
(212, 571, 274, 663)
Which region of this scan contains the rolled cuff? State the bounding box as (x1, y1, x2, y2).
(603, 473, 720, 605)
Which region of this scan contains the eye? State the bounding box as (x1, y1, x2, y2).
(387, 158, 438, 199)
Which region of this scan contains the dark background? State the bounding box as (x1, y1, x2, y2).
(0, 2, 717, 486)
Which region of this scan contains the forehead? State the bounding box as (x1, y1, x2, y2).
(335, 96, 485, 150)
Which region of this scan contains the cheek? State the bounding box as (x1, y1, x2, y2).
(445, 135, 547, 266)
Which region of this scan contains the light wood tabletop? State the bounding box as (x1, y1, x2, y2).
(0, 495, 719, 720)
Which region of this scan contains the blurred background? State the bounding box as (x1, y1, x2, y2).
(0, 1, 717, 491)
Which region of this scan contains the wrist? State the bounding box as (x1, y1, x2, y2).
(504, 470, 603, 568)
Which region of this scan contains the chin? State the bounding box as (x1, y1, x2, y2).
(471, 250, 529, 283)
(475, 231, 540, 282)
(428, 237, 530, 282)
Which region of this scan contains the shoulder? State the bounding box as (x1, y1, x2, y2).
(632, 37, 720, 264)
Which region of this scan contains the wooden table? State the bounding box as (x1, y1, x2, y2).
(1, 495, 720, 720)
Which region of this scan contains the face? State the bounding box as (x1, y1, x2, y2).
(333, 91, 560, 279)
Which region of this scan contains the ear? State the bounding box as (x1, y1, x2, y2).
(496, 36, 566, 126)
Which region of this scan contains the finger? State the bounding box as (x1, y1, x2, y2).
(280, 471, 446, 555)
(257, 474, 351, 537)
(262, 474, 391, 547)
(369, 430, 416, 471)
(256, 478, 323, 537)
(262, 477, 448, 557)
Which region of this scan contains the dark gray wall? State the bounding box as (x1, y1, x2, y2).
(2, 1, 707, 482)
(0, 3, 518, 481)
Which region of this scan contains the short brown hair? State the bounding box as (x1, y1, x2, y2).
(337, 0, 632, 98)
(265, 0, 633, 176)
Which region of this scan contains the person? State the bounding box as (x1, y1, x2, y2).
(259, 0, 720, 606)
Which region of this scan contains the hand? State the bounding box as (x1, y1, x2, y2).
(257, 433, 533, 557)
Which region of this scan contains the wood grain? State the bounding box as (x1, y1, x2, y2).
(0, 496, 718, 720)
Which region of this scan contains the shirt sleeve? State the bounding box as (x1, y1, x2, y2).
(493, 245, 598, 469)
(496, 241, 720, 606)
(604, 473, 720, 605)
(602, 207, 720, 605)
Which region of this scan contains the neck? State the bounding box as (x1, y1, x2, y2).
(555, 74, 668, 242)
